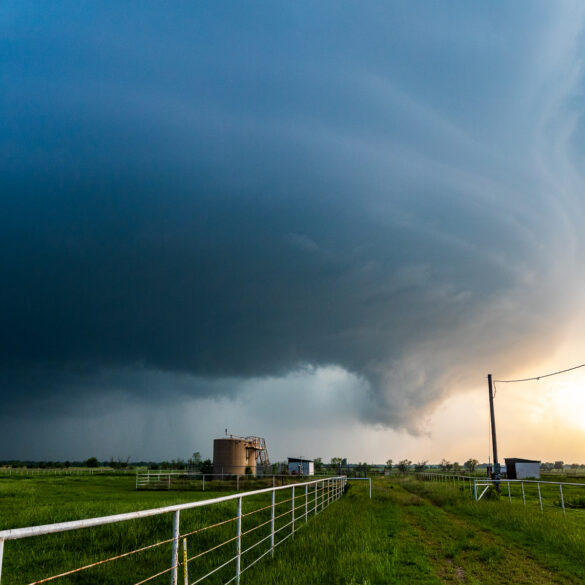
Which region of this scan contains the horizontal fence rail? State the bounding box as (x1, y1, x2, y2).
(136, 473, 326, 492)
(346, 477, 372, 499)
(0, 476, 347, 585)
(416, 472, 585, 516)
(0, 468, 136, 476)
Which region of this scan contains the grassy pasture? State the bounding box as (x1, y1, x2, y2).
(400, 477, 585, 583)
(0, 474, 336, 584)
(244, 477, 585, 585)
(2, 474, 585, 584)
(0, 474, 228, 583)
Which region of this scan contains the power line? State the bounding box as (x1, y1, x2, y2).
(494, 363, 585, 383)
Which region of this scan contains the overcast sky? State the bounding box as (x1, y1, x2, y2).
(3, 2, 585, 464)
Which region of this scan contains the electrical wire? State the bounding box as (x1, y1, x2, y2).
(494, 363, 585, 384)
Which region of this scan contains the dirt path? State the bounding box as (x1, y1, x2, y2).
(384, 483, 578, 585)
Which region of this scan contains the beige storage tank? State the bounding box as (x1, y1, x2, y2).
(213, 437, 257, 476)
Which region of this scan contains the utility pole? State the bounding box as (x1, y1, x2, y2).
(488, 374, 500, 490)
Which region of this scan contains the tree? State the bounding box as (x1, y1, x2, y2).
(110, 456, 130, 469)
(189, 452, 202, 470)
(386, 459, 393, 471)
(414, 461, 427, 471)
(314, 457, 323, 473)
(397, 459, 411, 473)
(464, 458, 478, 472)
(355, 462, 371, 476)
(453, 462, 460, 472)
(85, 457, 99, 468)
(200, 459, 213, 474)
(330, 457, 343, 473)
(440, 459, 453, 471)
(554, 461, 564, 471)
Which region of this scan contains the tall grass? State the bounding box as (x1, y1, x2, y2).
(3, 474, 585, 584)
(0, 475, 338, 585)
(404, 477, 585, 582)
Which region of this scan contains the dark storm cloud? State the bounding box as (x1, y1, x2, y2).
(2, 1, 585, 433)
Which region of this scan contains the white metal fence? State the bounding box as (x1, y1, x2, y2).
(0, 468, 136, 476)
(417, 472, 585, 516)
(136, 472, 320, 491)
(346, 477, 372, 499)
(0, 476, 346, 585)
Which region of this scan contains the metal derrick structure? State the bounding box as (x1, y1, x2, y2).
(244, 436, 270, 467)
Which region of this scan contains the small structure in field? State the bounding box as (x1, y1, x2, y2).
(213, 435, 269, 476)
(504, 458, 540, 479)
(288, 457, 314, 476)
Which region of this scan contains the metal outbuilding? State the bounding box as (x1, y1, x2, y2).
(504, 458, 541, 479)
(288, 457, 314, 476)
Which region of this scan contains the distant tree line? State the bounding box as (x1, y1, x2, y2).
(6, 455, 581, 474)
(0, 457, 136, 469)
(0, 452, 213, 471)
(540, 461, 585, 472)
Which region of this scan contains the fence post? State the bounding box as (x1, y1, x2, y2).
(236, 496, 242, 584)
(521, 482, 525, 505)
(183, 538, 188, 585)
(202, 475, 205, 492)
(507, 481, 511, 503)
(305, 484, 308, 524)
(537, 482, 543, 512)
(168, 474, 171, 490)
(369, 478, 372, 500)
(0, 537, 4, 584)
(237, 476, 239, 491)
(271, 490, 275, 557)
(171, 511, 180, 585)
(473, 480, 477, 501)
(559, 484, 566, 516)
(291, 486, 295, 537)
(314, 482, 318, 516)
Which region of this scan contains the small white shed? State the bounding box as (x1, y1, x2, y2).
(288, 457, 314, 476)
(504, 458, 540, 479)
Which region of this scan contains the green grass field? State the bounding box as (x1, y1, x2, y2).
(1, 474, 585, 584)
